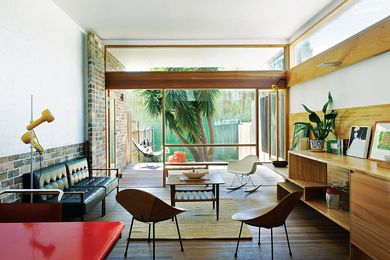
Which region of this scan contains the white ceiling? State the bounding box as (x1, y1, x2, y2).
(52, 0, 339, 44)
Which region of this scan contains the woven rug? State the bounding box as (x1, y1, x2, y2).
(129, 199, 252, 240)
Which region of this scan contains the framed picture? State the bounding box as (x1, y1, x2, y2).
(291, 122, 310, 151)
(346, 126, 371, 159)
(369, 121, 390, 162)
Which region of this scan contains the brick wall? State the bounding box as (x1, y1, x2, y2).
(0, 143, 86, 202)
(106, 51, 127, 171)
(87, 33, 127, 173)
(87, 32, 107, 173)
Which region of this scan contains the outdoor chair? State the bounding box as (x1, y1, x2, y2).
(116, 189, 186, 260)
(232, 191, 303, 259)
(227, 155, 261, 192)
(132, 138, 163, 167)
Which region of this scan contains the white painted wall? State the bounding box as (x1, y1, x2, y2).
(290, 51, 390, 113)
(0, 0, 86, 157)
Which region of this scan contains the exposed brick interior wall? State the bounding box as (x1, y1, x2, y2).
(106, 51, 125, 72)
(87, 33, 127, 173)
(87, 32, 107, 173)
(0, 143, 86, 202)
(106, 51, 127, 171)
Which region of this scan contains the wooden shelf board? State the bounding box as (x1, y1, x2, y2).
(288, 178, 329, 189)
(277, 181, 302, 193)
(289, 150, 390, 181)
(263, 163, 288, 179)
(303, 199, 350, 231)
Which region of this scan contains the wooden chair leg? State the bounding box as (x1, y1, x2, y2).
(271, 228, 274, 260)
(284, 223, 292, 256)
(102, 198, 106, 217)
(175, 216, 184, 251)
(124, 218, 134, 257)
(258, 227, 261, 245)
(234, 222, 243, 257)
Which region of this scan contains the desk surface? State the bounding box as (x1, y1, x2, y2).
(0, 221, 125, 260)
(166, 173, 225, 185)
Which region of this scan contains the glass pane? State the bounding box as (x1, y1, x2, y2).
(109, 96, 116, 167)
(294, 0, 390, 66)
(107, 47, 284, 71)
(258, 91, 270, 162)
(270, 93, 277, 159)
(278, 90, 285, 160)
(126, 90, 163, 163)
(164, 89, 256, 144)
(165, 146, 256, 163)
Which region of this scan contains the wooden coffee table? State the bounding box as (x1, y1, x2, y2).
(166, 173, 225, 220)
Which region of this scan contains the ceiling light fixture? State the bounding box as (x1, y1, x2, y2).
(319, 61, 342, 67)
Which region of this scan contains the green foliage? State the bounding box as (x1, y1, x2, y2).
(140, 89, 220, 161)
(302, 92, 338, 140)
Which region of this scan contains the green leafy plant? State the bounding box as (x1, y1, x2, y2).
(302, 92, 338, 140)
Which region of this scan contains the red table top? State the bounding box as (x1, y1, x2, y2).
(0, 221, 125, 260)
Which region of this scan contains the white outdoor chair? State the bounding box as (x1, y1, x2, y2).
(227, 155, 261, 192)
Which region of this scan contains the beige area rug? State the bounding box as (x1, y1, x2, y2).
(130, 199, 252, 240)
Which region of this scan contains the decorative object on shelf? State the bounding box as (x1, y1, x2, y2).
(326, 140, 338, 154)
(346, 126, 371, 159)
(291, 122, 310, 151)
(302, 92, 338, 150)
(326, 187, 339, 209)
(337, 138, 349, 155)
(369, 121, 390, 162)
(272, 160, 288, 167)
(182, 169, 208, 179)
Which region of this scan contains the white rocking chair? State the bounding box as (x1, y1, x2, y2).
(227, 155, 261, 193)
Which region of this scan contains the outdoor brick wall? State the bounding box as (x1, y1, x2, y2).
(0, 143, 86, 202)
(106, 51, 127, 171)
(87, 32, 107, 174)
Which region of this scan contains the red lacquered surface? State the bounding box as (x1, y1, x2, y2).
(0, 221, 125, 260)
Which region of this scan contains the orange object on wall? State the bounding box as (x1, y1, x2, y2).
(167, 151, 186, 162)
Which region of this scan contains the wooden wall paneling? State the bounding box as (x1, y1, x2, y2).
(351, 171, 390, 259)
(288, 104, 390, 149)
(288, 16, 390, 87)
(288, 153, 327, 183)
(105, 71, 287, 90)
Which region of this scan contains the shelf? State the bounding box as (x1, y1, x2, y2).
(277, 181, 302, 193)
(288, 178, 329, 189)
(277, 182, 350, 231)
(263, 163, 288, 179)
(289, 150, 390, 181)
(303, 199, 350, 231)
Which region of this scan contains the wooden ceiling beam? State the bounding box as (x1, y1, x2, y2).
(105, 71, 287, 89)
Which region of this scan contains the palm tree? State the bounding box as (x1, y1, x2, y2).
(141, 89, 219, 162)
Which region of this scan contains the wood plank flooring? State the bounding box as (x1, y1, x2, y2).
(85, 165, 349, 259)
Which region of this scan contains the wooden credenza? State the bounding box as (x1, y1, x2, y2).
(277, 151, 390, 259)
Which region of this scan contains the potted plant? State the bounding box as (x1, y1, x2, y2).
(302, 92, 338, 150)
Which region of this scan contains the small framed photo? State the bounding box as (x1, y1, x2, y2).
(369, 121, 390, 162)
(346, 126, 371, 159)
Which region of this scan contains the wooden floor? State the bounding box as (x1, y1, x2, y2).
(85, 165, 349, 260)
